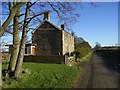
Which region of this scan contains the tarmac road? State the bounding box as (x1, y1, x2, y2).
(75, 52, 120, 88)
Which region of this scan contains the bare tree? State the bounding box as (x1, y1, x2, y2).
(14, 2, 31, 78)
(8, 2, 20, 73)
(2, 2, 82, 78)
(0, 2, 25, 37)
(94, 42, 101, 49)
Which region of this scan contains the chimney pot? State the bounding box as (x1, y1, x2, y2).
(44, 11, 50, 21)
(61, 24, 64, 30)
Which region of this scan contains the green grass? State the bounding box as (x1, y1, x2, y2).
(2, 62, 81, 88)
(80, 52, 92, 62)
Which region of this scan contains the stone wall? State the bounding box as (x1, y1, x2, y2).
(64, 55, 77, 66)
(62, 30, 74, 55)
(32, 21, 75, 56)
(32, 21, 63, 55)
(24, 55, 76, 66)
(32, 30, 62, 55)
(24, 55, 65, 64)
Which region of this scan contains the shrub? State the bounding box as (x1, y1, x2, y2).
(75, 41, 91, 58)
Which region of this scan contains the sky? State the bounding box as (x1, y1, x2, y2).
(1, 2, 118, 48)
(51, 2, 118, 47)
(72, 2, 118, 47)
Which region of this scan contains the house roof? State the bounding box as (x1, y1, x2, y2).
(32, 20, 74, 37)
(32, 20, 62, 34)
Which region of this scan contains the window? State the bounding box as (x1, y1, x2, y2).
(25, 46, 31, 54)
(25, 47, 27, 54)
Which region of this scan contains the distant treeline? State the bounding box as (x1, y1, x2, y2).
(96, 46, 120, 50)
(95, 49, 120, 58)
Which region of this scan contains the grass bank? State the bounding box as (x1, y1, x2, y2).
(80, 52, 93, 62)
(2, 62, 81, 88)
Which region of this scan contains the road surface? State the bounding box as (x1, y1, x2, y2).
(75, 52, 120, 88)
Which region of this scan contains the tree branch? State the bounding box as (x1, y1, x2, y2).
(0, 2, 26, 37)
(27, 10, 49, 24)
(29, 2, 36, 8)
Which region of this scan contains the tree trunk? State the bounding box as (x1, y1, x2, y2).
(14, 2, 30, 78)
(8, 2, 20, 72)
(0, 2, 25, 37)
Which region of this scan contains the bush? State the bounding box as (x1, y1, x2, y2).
(73, 51, 80, 58)
(75, 41, 91, 58)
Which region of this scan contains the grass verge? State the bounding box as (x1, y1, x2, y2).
(2, 62, 81, 88)
(80, 52, 92, 62)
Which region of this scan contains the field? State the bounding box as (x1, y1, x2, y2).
(2, 62, 82, 88)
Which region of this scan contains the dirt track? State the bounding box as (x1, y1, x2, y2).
(75, 53, 120, 88)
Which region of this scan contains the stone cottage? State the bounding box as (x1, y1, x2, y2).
(32, 11, 74, 55)
(6, 11, 74, 56)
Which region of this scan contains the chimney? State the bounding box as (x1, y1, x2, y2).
(43, 11, 50, 21)
(61, 24, 64, 30)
